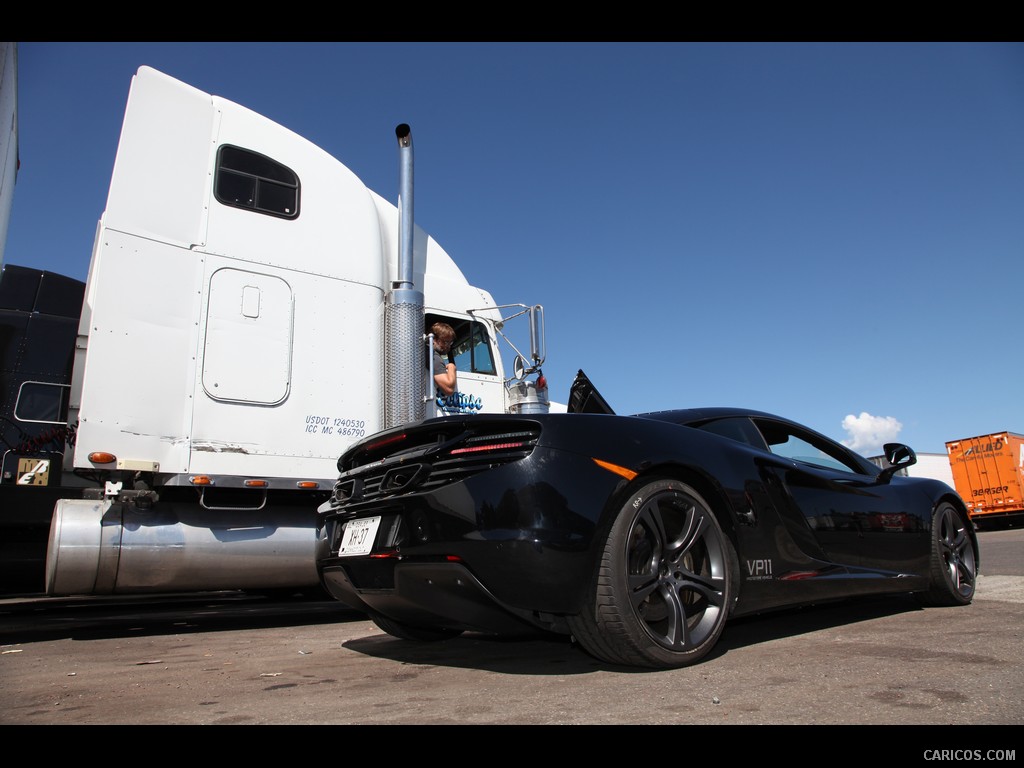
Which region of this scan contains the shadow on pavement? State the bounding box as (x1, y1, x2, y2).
(341, 594, 921, 675)
(0, 591, 364, 643)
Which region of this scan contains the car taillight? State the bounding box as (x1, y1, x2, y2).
(450, 430, 536, 455)
(450, 441, 528, 455)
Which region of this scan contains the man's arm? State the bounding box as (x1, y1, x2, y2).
(434, 362, 457, 395)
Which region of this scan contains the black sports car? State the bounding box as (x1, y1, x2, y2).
(315, 372, 979, 669)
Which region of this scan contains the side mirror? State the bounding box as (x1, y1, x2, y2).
(529, 304, 546, 369)
(513, 354, 527, 381)
(878, 442, 917, 483)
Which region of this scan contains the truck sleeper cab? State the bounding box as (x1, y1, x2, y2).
(41, 67, 545, 596)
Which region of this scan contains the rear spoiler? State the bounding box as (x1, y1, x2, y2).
(567, 369, 615, 415)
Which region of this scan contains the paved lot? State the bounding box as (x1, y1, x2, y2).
(1, 529, 1022, 732)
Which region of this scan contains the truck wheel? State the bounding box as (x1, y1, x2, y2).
(568, 479, 736, 668)
(916, 502, 978, 606)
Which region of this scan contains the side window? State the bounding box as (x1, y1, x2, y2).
(453, 322, 496, 376)
(694, 417, 768, 450)
(14, 381, 71, 424)
(214, 145, 300, 219)
(425, 315, 497, 376)
(754, 419, 864, 474)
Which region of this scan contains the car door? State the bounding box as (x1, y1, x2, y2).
(751, 418, 924, 572)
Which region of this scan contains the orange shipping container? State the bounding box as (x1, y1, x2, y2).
(945, 432, 1024, 521)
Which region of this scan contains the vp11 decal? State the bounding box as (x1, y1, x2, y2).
(746, 558, 774, 581)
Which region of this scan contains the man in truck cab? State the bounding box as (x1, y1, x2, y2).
(430, 321, 458, 396)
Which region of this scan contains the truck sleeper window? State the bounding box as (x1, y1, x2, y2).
(214, 145, 300, 219)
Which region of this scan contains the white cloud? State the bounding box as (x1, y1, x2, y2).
(841, 412, 903, 455)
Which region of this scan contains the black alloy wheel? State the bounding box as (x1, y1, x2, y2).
(569, 478, 736, 669)
(916, 502, 978, 606)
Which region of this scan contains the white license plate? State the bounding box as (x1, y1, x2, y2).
(338, 516, 381, 556)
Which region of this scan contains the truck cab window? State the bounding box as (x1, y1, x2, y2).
(214, 145, 300, 219)
(426, 315, 497, 376)
(453, 322, 496, 376)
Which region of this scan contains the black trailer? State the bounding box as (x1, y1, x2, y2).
(0, 263, 84, 593)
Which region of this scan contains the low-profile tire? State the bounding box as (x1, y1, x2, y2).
(370, 613, 464, 642)
(916, 502, 978, 607)
(568, 479, 736, 669)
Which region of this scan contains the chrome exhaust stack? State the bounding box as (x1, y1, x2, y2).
(384, 123, 425, 428)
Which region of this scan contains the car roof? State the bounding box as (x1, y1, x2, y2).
(634, 407, 882, 475)
(634, 407, 785, 425)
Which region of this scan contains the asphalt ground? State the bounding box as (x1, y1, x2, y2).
(1, 528, 1021, 744)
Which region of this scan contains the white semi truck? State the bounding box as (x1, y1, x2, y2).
(14, 66, 548, 596)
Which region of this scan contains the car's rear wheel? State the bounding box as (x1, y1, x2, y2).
(569, 479, 736, 668)
(370, 612, 464, 642)
(916, 502, 978, 606)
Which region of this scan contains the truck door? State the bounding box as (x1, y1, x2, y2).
(425, 314, 504, 417)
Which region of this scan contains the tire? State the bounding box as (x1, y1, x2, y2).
(916, 502, 978, 607)
(568, 479, 736, 669)
(370, 613, 464, 642)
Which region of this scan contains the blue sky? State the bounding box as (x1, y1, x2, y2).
(5, 42, 1023, 456)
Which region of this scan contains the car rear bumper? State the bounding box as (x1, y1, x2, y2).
(320, 559, 559, 635)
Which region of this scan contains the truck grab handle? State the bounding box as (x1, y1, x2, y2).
(424, 333, 435, 404)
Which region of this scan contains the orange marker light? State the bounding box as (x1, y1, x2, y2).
(591, 458, 637, 481)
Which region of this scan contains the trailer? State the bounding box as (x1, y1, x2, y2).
(2, 66, 550, 596)
(0, 264, 85, 592)
(945, 432, 1024, 524)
